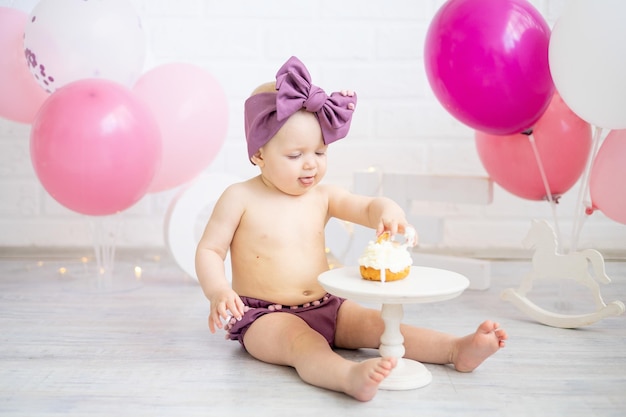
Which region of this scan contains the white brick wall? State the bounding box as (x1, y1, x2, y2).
(1, 0, 624, 255)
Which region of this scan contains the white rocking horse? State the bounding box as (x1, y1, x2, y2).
(501, 219, 625, 328)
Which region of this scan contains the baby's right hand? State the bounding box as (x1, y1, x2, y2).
(208, 289, 245, 334)
(340, 90, 356, 110)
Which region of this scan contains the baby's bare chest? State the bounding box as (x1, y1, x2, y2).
(252, 193, 326, 225)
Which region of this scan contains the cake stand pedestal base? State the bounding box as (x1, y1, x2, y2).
(380, 358, 432, 390)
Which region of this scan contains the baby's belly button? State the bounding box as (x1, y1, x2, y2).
(302, 290, 313, 296)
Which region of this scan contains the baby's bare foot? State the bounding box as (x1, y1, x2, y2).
(345, 357, 397, 401)
(453, 320, 507, 372)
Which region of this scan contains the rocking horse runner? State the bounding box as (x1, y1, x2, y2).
(502, 219, 625, 328)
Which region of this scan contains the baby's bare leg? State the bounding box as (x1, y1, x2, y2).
(336, 301, 507, 371)
(399, 320, 507, 371)
(242, 312, 396, 401)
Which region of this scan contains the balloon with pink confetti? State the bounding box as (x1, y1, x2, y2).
(23, 0, 146, 93)
(0, 7, 49, 123)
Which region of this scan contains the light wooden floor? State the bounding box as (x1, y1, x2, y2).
(1, 251, 625, 417)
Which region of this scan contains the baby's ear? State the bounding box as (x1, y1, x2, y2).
(250, 151, 264, 167)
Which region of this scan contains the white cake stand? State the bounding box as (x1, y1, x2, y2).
(318, 266, 469, 390)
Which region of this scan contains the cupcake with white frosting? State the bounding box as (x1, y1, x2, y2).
(358, 231, 413, 282)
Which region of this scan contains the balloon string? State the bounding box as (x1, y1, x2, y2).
(571, 125, 604, 252)
(528, 133, 563, 252)
(90, 215, 120, 280)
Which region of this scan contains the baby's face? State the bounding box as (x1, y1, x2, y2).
(256, 111, 328, 195)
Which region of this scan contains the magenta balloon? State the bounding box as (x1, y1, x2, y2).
(425, 0, 554, 135)
(475, 94, 591, 200)
(133, 63, 229, 193)
(0, 7, 49, 124)
(590, 130, 626, 224)
(30, 79, 162, 216)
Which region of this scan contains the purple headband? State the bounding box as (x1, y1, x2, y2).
(244, 56, 357, 163)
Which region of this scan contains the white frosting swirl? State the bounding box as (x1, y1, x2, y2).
(358, 239, 413, 272)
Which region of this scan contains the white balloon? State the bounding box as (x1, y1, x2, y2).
(324, 218, 353, 266)
(23, 0, 146, 92)
(549, 0, 626, 129)
(164, 173, 241, 282)
(0, 0, 40, 13)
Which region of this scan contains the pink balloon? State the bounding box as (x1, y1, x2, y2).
(590, 130, 626, 224)
(30, 79, 162, 216)
(0, 7, 49, 124)
(133, 63, 229, 193)
(425, 0, 554, 135)
(475, 93, 591, 200)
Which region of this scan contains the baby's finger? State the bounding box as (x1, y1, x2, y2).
(208, 314, 221, 334)
(375, 221, 385, 237)
(216, 303, 231, 321)
(235, 296, 246, 317)
(383, 220, 399, 237)
(227, 300, 243, 321)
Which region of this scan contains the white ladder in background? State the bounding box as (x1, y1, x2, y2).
(325, 170, 493, 290)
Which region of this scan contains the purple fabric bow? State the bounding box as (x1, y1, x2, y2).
(244, 56, 357, 163)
